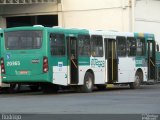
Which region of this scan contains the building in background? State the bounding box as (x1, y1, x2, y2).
(0, 0, 159, 41)
(134, 0, 160, 42)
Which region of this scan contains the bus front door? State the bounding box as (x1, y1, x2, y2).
(105, 39, 118, 83)
(147, 40, 156, 80)
(67, 37, 78, 84)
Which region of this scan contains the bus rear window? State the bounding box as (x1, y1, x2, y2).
(5, 30, 42, 50)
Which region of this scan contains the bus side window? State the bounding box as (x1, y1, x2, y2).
(117, 36, 126, 57)
(78, 35, 90, 56)
(0, 33, 3, 37)
(50, 33, 65, 56)
(127, 37, 136, 56)
(136, 37, 146, 56)
(91, 35, 103, 57)
(157, 44, 159, 52)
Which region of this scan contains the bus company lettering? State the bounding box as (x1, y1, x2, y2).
(136, 60, 142, 65)
(91, 59, 105, 67)
(7, 61, 20, 66)
(136, 59, 146, 67)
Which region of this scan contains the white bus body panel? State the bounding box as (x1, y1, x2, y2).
(52, 65, 68, 86)
(143, 67, 148, 82)
(118, 57, 135, 83)
(90, 57, 106, 84)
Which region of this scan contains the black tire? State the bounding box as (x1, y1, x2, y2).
(8, 83, 21, 93)
(130, 74, 141, 89)
(81, 72, 94, 93)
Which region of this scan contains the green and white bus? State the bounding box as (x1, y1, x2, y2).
(0, 28, 3, 88)
(155, 41, 160, 82)
(0, 28, 10, 90)
(134, 33, 156, 83)
(1, 26, 156, 93)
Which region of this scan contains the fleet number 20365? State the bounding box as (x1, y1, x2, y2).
(7, 61, 20, 66)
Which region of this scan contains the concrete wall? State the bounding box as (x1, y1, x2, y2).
(0, 0, 133, 32)
(0, 16, 6, 28)
(0, 0, 159, 42)
(135, 0, 160, 42)
(61, 0, 133, 31)
(0, 3, 58, 16)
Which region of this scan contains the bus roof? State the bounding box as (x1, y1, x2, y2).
(134, 32, 155, 41)
(0, 28, 3, 32)
(4, 26, 155, 41)
(89, 30, 134, 38)
(3, 26, 90, 35)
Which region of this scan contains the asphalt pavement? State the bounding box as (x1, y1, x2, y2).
(0, 84, 160, 120)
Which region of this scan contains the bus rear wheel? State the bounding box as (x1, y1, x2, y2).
(130, 74, 141, 89)
(81, 72, 94, 93)
(8, 83, 21, 93)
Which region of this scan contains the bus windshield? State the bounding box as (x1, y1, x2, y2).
(5, 30, 42, 50)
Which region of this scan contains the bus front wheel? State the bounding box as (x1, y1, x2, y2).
(130, 74, 141, 89)
(81, 72, 94, 93)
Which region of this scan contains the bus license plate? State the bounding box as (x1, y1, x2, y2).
(20, 70, 28, 75)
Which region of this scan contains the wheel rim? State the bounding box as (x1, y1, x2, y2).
(86, 77, 92, 89)
(134, 75, 140, 87)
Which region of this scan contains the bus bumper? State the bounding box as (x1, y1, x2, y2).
(0, 82, 10, 88)
(1, 73, 51, 83)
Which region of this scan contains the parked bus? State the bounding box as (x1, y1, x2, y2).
(1, 26, 156, 93)
(0, 28, 3, 88)
(134, 33, 156, 83)
(155, 42, 160, 82)
(0, 28, 10, 91)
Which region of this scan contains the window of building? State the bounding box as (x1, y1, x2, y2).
(50, 33, 65, 56)
(117, 36, 126, 56)
(78, 35, 90, 56)
(136, 37, 146, 56)
(91, 35, 103, 57)
(127, 37, 136, 56)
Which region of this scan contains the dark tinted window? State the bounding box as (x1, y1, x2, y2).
(91, 35, 103, 57)
(78, 35, 90, 56)
(136, 37, 146, 56)
(5, 30, 42, 50)
(117, 36, 126, 56)
(157, 44, 159, 52)
(127, 37, 136, 56)
(50, 33, 65, 56)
